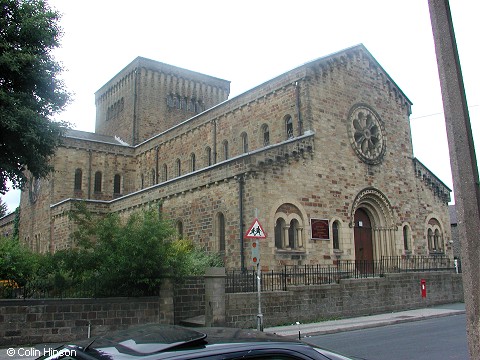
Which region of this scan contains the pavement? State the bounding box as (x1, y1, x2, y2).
(0, 303, 465, 360)
(265, 302, 466, 338)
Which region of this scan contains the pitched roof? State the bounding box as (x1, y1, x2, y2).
(65, 129, 131, 146)
(304, 44, 413, 106)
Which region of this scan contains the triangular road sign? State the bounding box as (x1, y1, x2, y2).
(245, 218, 267, 239)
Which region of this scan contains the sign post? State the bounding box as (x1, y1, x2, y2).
(245, 217, 267, 331)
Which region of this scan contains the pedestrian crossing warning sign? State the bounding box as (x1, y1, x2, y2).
(245, 218, 267, 239)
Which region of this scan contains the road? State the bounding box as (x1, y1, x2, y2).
(306, 313, 468, 360)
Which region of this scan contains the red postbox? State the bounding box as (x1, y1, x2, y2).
(421, 279, 427, 298)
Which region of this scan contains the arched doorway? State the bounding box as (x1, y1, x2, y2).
(354, 208, 373, 263)
(353, 208, 374, 274)
(350, 188, 397, 262)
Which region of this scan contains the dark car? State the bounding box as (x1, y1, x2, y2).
(36, 324, 358, 360)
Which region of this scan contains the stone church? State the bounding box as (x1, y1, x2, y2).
(7, 44, 452, 270)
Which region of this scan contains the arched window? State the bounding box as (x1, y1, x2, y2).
(177, 220, 183, 239)
(261, 124, 270, 146)
(288, 219, 299, 249)
(176, 159, 181, 176)
(94, 171, 102, 193)
(113, 174, 121, 195)
(241, 132, 248, 153)
(217, 212, 225, 252)
(191, 153, 196, 172)
(141, 174, 144, 189)
(167, 94, 174, 107)
(434, 229, 441, 251)
(275, 218, 286, 249)
(223, 140, 229, 160)
(74, 168, 82, 191)
(205, 146, 212, 166)
(332, 221, 340, 250)
(163, 164, 168, 182)
(403, 225, 410, 251)
(151, 169, 156, 185)
(428, 228, 433, 251)
(274, 204, 304, 251)
(285, 115, 294, 139)
(427, 218, 443, 253)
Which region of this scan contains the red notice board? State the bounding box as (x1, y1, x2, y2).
(311, 218, 329, 240)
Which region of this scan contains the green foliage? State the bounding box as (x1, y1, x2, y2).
(0, 236, 39, 297)
(65, 204, 223, 296)
(0, 204, 224, 298)
(0, 0, 70, 194)
(81, 210, 177, 296)
(170, 239, 224, 277)
(0, 197, 7, 217)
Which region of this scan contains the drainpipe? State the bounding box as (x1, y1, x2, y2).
(213, 119, 217, 164)
(295, 81, 303, 135)
(155, 146, 159, 184)
(238, 174, 245, 271)
(132, 67, 139, 146)
(87, 149, 92, 198)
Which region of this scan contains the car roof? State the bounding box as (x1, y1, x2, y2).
(83, 325, 207, 355)
(194, 327, 299, 343)
(72, 324, 353, 360)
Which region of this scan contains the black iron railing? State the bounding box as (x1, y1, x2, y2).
(0, 277, 160, 299)
(1, 256, 456, 298)
(226, 256, 456, 293)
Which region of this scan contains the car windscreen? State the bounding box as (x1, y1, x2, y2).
(86, 324, 206, 356)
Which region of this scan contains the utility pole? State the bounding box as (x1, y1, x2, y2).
(428, 1, 480, 358)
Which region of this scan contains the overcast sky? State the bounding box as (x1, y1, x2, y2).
(3, 0, 479, 212)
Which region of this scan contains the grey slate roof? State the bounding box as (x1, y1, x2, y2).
(65, 129, 130, 146)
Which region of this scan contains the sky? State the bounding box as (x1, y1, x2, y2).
(2, 0, 479, 212)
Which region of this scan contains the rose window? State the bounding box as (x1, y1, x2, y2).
(348, 104, 386, 164)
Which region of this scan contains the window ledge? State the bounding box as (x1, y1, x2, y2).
(275, 248, 306, 254)
(429, 250, 445, 256)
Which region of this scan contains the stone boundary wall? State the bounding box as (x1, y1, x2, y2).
(0, 272, 463, 346)
(0, 283, 174, 347)
(226, 272, 464, 328)
(173, 277, 205, 324)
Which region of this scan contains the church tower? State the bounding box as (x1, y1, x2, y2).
(94, 57, 230, 145)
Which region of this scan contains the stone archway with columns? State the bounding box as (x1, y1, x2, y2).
(350, 187, 398, 260)
(273, 204, 305, 250)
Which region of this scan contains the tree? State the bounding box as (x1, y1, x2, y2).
(0, 236, 39, 286)
(66, 203, 223, 296)
(0, 0, 70, 195)
(0, 197, 7, 217)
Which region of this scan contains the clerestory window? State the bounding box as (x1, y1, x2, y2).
(94, 171, 102, 193)
(74, 168, 82, 191)
(285, 115, 294, 139)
